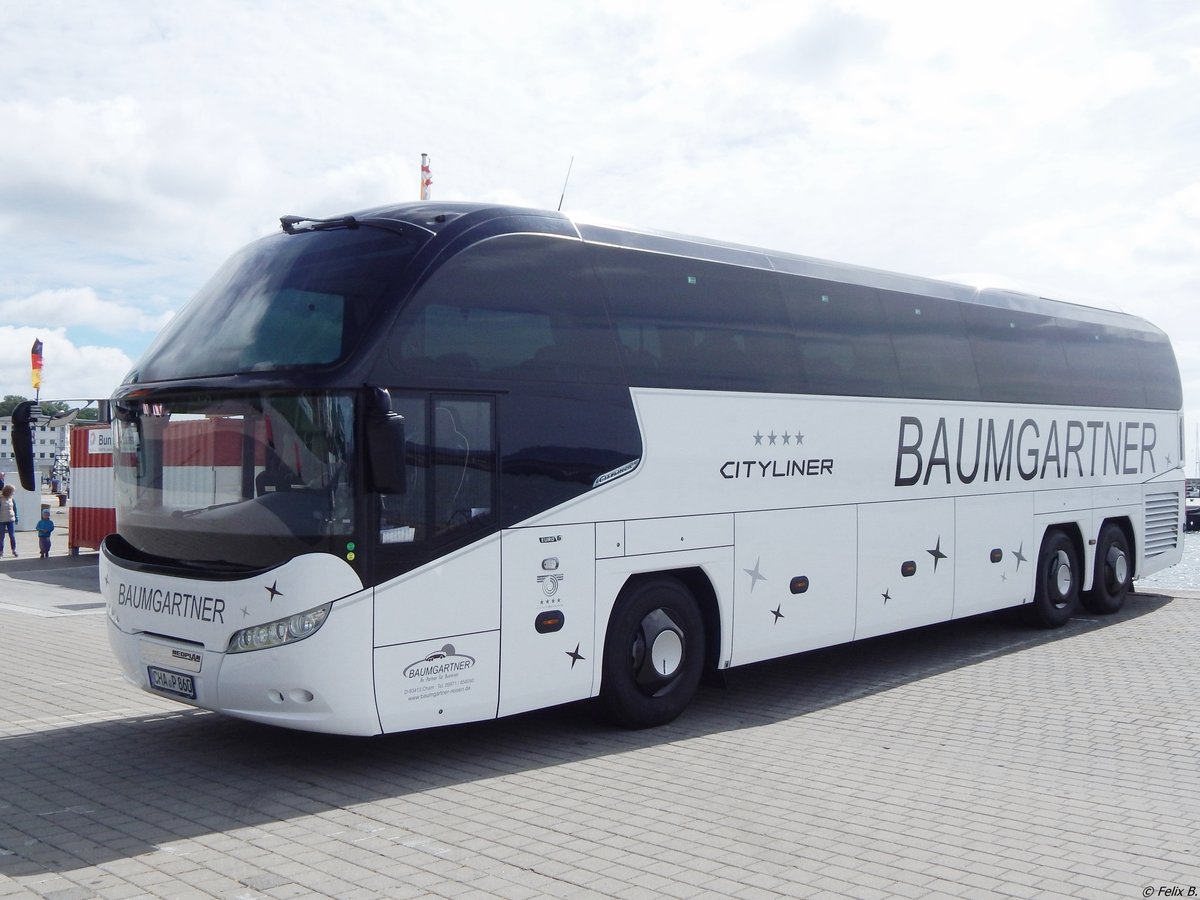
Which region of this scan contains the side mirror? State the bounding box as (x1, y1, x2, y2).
(366, 388, 406, 494)
(11, 400, 36, 491)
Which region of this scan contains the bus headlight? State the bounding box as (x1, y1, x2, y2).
(227, 603, 333, 654)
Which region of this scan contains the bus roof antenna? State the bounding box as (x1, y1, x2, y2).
(557, 156, 574, 212)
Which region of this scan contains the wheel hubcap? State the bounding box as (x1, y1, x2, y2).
(1052, 550, 1072, 604)
(631, 608, 685, 694)
(1106, 545, 1128, 588)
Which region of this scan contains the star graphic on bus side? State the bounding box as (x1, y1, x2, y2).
(927, 538, 947, 571)
(1011, 543, 1027, 570)
(882, 589, 891, 604)
(752, 427, 804, 446)
(566, 644, 585, 668)
(771, 605, 784, 624)
(265, 581, 283, 601)
(744, 557, 767, 592)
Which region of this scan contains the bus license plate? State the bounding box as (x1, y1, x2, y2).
(148, 666, 196, 700)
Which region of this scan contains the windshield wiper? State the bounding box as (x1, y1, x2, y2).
(280, 213, 433, 239)
(279, 215, 360, 234)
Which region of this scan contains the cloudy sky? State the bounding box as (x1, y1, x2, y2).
(2, 1, 1198, 460)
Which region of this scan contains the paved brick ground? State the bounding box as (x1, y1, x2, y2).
(0, 562, 1198, 899)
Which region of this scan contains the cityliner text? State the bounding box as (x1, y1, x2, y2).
(721, 458, 834, 480)
(116, 583, 227, 623)
(894, 415, 1157, 487)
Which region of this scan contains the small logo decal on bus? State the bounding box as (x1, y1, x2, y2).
(403, 644, 476, 679)
(594, 459, 640, 487)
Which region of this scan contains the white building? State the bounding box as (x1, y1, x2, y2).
(0, 415, 71, 487)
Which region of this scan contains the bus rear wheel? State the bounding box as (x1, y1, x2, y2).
(1027, 530, 1079, 629)
(1082, 523, 1131, 615)
(599, 578, 704, 729)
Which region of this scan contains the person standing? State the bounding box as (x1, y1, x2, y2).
(36, 508, 55, 558)
(0, 484, 17, 557)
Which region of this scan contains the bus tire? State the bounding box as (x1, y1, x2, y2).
(599, 578, 705, 729)
(1027, 530, 1079, 629)
(1082, 523, 1131, 615)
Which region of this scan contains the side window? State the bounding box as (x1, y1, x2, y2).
(880, 290, 980, 401)
(379, 395, 427, 545)
(1056, 318, 1147, 408)
(392, 235, 621, 383)
(781, 277, 901, 397)
(962, 304, 1072, 405)
(432, 397, 494, 537)
(593, 247, 798, 392)
(377, 395, 495, 547)
(1135, 330, 1183, 410)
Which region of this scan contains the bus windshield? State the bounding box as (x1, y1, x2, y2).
(112, 391, 355, 571)
(131, 226, 427, 382)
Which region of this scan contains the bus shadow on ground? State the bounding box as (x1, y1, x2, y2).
(0, 592, 1171, 877)
(0, 555, 99, 594)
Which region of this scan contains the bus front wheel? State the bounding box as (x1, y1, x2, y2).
(599, 578, 704, 729)
(1082, 523, 1131, 615)
(1027, 530, 1079, 629)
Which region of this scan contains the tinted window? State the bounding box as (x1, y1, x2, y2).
(135, 227, 426, 381)
(432, 397, 494, 537)
(592, 247, 798, 392)
(782, 277, 901, 397)
(1056, 318, 1147, 408)
(377, 394, 495, 546)
(393, 235, 622, 383)
(379, 395, 428, 545)
(880, 290, 980, 401)
(962, 304, 1072, 404)
(1135, 330, 1183, 409)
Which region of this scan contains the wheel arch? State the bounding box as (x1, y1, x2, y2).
(1026, 522, 1085, 628)
(1039, 520, 1086, 584)
(609, 567, 722, 676)
(1099, 514, 1137, 578)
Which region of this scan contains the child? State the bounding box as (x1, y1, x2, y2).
(36, 508, 55, 559)
(0, 484, 16, 557)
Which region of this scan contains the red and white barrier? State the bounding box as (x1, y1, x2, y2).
(67, 418, 268, 553)
(70, 424, 116, 552)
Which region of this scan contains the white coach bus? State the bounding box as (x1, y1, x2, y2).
(87, 202, 1182, 735)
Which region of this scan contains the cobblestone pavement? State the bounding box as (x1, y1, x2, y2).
(1, 563, 1197, 899)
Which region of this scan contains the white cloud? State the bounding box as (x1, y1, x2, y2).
(1, 0, 1199, 453)
(0, 287, 172, 336)
(0, 327, 131, 402)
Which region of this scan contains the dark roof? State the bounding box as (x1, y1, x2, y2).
(343, 201, 1160, 335)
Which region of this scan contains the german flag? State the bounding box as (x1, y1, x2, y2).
(31, 338, 43, 391)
